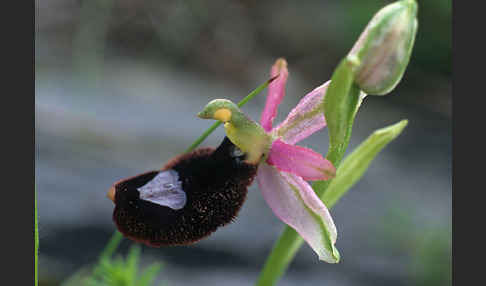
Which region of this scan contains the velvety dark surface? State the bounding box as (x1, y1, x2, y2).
(113, 137, 258, 246)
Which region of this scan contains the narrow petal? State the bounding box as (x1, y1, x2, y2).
(256, 164, 340, 263)
(266, 139, 336, 181)
(275, 81, 329, 144)
(260, 58, 289, 132)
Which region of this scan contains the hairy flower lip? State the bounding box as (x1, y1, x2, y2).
(111, 137, 258, 247)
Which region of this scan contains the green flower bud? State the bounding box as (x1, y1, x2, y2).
(348, 0, 418, 95)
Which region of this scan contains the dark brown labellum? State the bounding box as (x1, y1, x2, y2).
(111, 137, 258, 247)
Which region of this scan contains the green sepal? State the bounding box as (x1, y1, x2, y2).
(322, 57, 362, 167)
(322, 119, 408, 208)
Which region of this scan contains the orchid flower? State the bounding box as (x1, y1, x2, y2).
(198, 58, 340, 263)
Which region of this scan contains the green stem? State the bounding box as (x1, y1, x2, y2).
(184, 121, 222, 154)
(35, 190, 39, 286)
(255, 192, 343, 286)
(99, 231, 123, 261)
(255, 227, 302, 286)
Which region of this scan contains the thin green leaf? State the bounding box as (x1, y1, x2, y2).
(313, 91, 366, 197)
(138, 263, 162, 286)
(99, 231, 123, 262)
(125, 245, 141, 285)
(256, 120, 408, 286)
(322, 119, 408, 208)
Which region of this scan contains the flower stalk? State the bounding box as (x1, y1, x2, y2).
(256, 120, 408, 286)
(255, 0, 417, 284)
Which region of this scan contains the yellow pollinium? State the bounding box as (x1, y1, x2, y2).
(213, 108, 232, 122)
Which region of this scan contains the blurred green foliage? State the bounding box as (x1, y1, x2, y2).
(411, 228, 452, 286)
(62, 232, 164, 286)
(377, 207, 452, 286)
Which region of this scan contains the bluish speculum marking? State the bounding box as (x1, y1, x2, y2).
(137, 170, 186, 210)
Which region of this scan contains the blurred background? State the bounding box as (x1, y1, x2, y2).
(35, 0, 451, 285)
